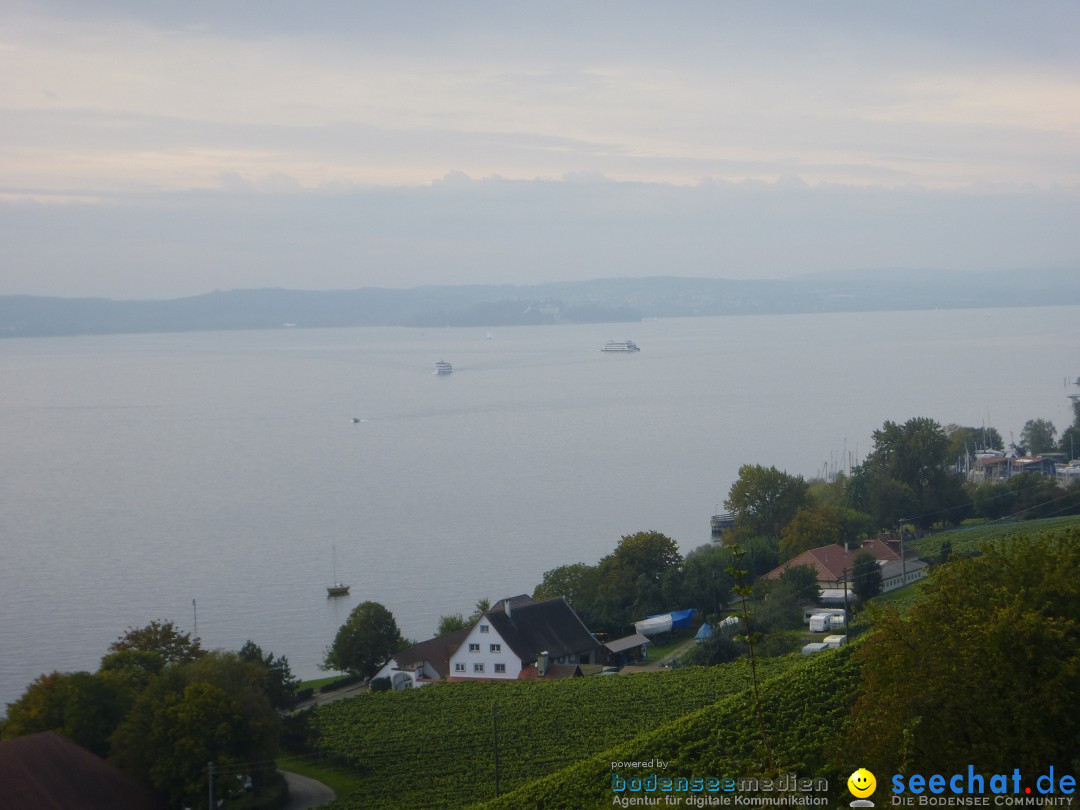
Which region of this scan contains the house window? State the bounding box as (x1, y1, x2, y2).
(494, 663, 506, 673)
(473, 663, 485, 673)
(454, 663, 465, 672)
(490, 643, 501, 653)
(469, 643, 480, 652)
(479, 624, 489, 633)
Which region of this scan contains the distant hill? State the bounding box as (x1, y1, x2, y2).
(2, 269, 1078, 338)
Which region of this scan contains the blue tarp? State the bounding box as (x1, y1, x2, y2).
(695, 623, 713, 641)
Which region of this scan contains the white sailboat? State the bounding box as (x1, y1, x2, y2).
(327, 546, 350, 597)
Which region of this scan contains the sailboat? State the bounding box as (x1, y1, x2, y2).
(327, 546, 350, 597)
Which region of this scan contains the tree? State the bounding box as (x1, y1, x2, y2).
(855, 417, 968, 529)
(724, 464, 810, 539)
(323, 601, 405, 677)
(108, 620, 203, 665)
(779, 504, 872, 561)
(533, 562, 600, 608)
(238, 641, 299, 711)
(596, 531, 683, 628)
(110, 653, 280, 808)
(847, 529, 1080, 774)
(436, 613, 469, 637)
(676, 544, 734, 618)
(945, 424, 1004, 464)
(849, 549, 882, 602)
(1, 671, 128, 758)
(1020, 417, 1058, 455)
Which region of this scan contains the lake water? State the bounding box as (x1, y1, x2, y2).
(2, 306, 1078, 707)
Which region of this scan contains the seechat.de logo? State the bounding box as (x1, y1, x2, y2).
(849, 768, 877, 807)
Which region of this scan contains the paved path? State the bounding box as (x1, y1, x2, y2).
(293, 681, 367, 712)
(282, 770, 336, 810)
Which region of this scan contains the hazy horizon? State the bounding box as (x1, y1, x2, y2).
(3, 1, 1079, 298)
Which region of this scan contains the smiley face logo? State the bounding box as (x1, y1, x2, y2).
(848, 768, 877, 798)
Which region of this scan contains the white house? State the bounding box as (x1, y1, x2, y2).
(447, 595, 605, 681)
(373, 626, 472, 690)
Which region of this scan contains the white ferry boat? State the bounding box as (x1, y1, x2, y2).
(434, 360, 453, 374)
(600, 340, 640, 352)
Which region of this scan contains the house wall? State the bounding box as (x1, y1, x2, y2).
(447, 620, 522, 680)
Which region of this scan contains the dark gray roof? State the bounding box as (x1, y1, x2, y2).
(390, 626, 472, 680)
(605, 633, 651, 654)
(484, 597, 603, 662)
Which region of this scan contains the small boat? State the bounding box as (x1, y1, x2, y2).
(600, 340, 640, 352)
(351, 417, 361, 423)
(327, 546, 350, 597)
(434, 360, 453, 375)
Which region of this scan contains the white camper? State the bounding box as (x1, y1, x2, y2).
(808, 612, 833, 632)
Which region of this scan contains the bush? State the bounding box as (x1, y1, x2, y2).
(369, 677, 391, 693)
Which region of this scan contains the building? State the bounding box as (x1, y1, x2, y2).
(448, 595, 606, 682)
(765, 538, 927, 594)
(376, 595, 607, 689)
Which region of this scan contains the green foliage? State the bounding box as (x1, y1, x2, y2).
(479, 647, 862, 809)
(315, 656, 803, 810)
(724, 464, 810, 539)
(849, 549, 882, 602)
(238, 640, 300, 711)
(671, 543, 733, 617)
(108, 620, 204, 665)
(110, 652, 281, 808)
(848, 528, 1080, 774)
(323, 601, 406, 677)
(1020, 417, 1058, 455)
(1, 671, 129, 758)
(779, 503, 870, 561)
(436, 613, 469, 636)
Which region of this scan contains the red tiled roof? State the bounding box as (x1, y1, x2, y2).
(765, 539, 902, 583)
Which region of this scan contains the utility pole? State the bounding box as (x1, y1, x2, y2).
(842, 568, 850, 638)
(193, 599, 198, 639)
(492, 704, 501, 797)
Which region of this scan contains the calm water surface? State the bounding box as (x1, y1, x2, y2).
(2, 307, 1078, 707)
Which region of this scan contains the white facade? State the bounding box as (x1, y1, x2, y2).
(447, 620, 522, 680)
(373, 658, 437, 690)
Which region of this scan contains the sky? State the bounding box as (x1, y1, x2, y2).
(2, 0, 1079, 299)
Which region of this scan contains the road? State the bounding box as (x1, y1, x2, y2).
(282, 770, 336, 810)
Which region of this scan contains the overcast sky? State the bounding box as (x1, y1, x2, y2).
(3, 0, 1079, 298)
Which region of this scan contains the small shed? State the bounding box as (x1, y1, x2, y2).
(605, 632, 651, 666)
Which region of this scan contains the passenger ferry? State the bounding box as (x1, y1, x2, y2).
(600, 340, 640, 352)
(434, 360, 453, 374)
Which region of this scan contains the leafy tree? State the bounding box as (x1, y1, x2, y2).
(469, 598, 492, 622)
(436, 613, 469, 637)
(945, 424, 1004, 463)
(238, 641, 299, 711)
(1, 671, 129, 758)
(323, 601, 406, 677)
(1020, 417, 1058, 455)
(108, 620, 203, 665)
(533, 562, 600, 609)
(854, 417, 968, 529)
(849, 549, 882, 602)
(98, 648, 167, 692)
(675, 543, 734, 618)
(596, 531, 683, 628)
(848, 529, 1080, 774)
(111, 653, 280, 809)
(779, 503, 872, 561)
(724, 464, 810, 539)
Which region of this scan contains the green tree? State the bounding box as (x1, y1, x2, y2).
(1020, 417, 1058, 455)
(436, 613, 469, 636)
(724, 464, 810, 539)
(1, 671, 129, 758)
(323, 601, 405, 677)
(945, 424, 1004, 463)
(854, 417, 969, 529)
(533, 562, 600, 609)
(111, 653, 279, 809)
(596, 531, 683, 628)
(108, 620, 204, 665)
(676, 543, 734, 618)
(238, 641, 299, 711)
(849, 549, 882, 602)
(779, 503, 872, 561)
(848, 529, 1080, 774)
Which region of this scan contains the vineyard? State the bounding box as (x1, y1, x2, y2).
(911, 513, 1080, 559)
(314, 655, 804, 809)
(476, 644, 862, 809)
